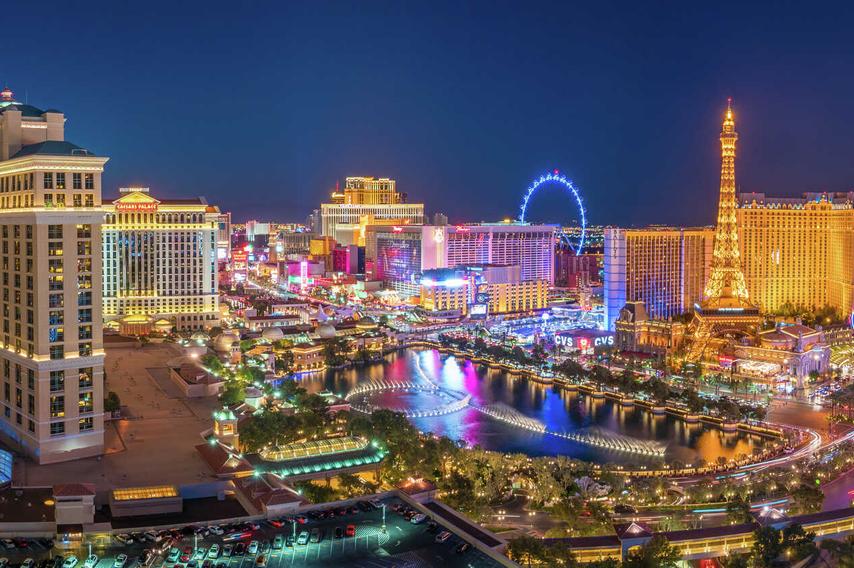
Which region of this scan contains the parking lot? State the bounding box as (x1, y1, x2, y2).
(0, 498, 506, 568)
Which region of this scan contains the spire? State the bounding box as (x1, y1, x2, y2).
(0, 86, 13, 102)
(701, 98, 752, 306)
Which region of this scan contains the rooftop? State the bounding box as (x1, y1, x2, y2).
(11, 140, 95, 159)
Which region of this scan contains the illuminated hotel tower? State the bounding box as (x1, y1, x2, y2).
(0, 87, 105, 463)
(689, 100, 761, 360)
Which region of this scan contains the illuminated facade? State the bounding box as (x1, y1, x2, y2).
(370, 223, 556, 298)
(603, 226, 713, 330)
(737, 192, 854, 316)
(419, 264, 548, 316)
(320, 176, 424, 245)
(688, 100, 762, 361)
(0, 87, 106, 463)
(102, 188, 220, 332)
(215, 211, 231, 265)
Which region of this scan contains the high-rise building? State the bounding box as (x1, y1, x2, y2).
(215, 211, 231, 265)
(737, 192, 854, 316)
(0, 87, 106, 463)
(604, 227, 713, 330)
(688, 100, 762, 361)
(320, 177, 424, 245)
(102, 187, 220, 333)
(369, 223, 556, 298)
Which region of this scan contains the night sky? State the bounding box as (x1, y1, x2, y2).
(5, 1, 854, 226)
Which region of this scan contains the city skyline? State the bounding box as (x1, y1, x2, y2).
(4, 2, 854, 226)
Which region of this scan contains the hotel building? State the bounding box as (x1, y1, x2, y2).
(604, 226, 713, 330)
(0, 87, 106, 463)
(102, 187, 220, 333)
(320, 177, 424, 246)
(737, 192, 854, 317)
(369, 223, 555, 299)
(419, 264, 548, 316)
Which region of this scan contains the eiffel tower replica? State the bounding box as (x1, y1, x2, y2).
(687, 99, 761, 362)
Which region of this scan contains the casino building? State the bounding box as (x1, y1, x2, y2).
(102, 187, 220, 333)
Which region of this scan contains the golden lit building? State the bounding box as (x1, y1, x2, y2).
(737, 192, 854, 316)
(102, 187, 220, 333)
(604, 226, 713, 329)
(0, 87, 106, 463)
(320, 176, 424, 246)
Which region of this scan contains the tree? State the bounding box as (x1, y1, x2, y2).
(275, 350, 294, 375)
(104, 391, 121, 413)
(726, 495, 752, 524)
(820, 536, 854, 568)
(752, 524, 817, 567)
(790, 483, 824, 514)
(623, 535, 679, 568)
(220, 382, 246, 405)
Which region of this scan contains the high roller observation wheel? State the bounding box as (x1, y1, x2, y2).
(518, 170, 587, 255)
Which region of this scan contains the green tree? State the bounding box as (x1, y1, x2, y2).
(820, 536, 854, 568)
(726, 495, 752, 524)
(104, 391, 121, 413)
(220, 382, 246, 405)
(623, 534, 680, 568)
(790, 483, 824, 514)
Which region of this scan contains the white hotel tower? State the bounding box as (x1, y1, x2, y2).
(0, 87, 106, 463)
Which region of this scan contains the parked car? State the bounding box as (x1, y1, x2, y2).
(193, 549, 206, 561)
(455, 542, 471, 554)
(167, 549, 180, 563)
(285, 536, 294, 548)
(62, 557, 78, 568)
(333, 527, 343, 540)
(233, 543, 245, 557)
(309, 529, 323, 543)
(207, 545, 220, 559)
(345, 525, 356, 538)
(435, 531, 452, 544)
(272, 536, 283, 550)
(0, 558, 9, 568)
(22, 559, 35, 568)
(247, 541, 258, 555)
(83, 556, 98, 568)
(296, 531, 309, 546)
(222, 545, 233, 558)
(411, 514, 428, 524)
(113, 555, 127, 568)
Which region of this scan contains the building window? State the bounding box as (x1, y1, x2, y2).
(43, 173, 53, 189)
(79, 368, 93, 389)
(84, 174, 94, 190)
(78, 309, 92, 324)
(49, 346, 63, 360)
(72, 173, 82, 190)
(79, 391, 93, 414)
(76, 224, 91, 239)
(48, 225, 63, 239)
(50, 422, 65, 437)
(79, 417, 93, 432)
(49, 395, 64, 418)
(50, 371, 64, 392)
(55, 173, 65, 190)
(79, 343, 92, 357)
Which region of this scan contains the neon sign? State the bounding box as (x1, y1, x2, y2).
(115, 202, 158, 213)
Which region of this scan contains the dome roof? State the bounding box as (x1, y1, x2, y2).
(356, 317, 377, 330)
(261, 327, 284, 341)
(191, 331, 209, 342)
(316, 324, 337, 339)
(214, 331, 241, 352)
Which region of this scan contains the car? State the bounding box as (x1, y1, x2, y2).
(201, 561, 213, 568)
(296, 531, 309, 546)
(255, 556, 266, 568)
(208, 527, 224, 536)
(347, 506, 358, 515)
(144, 532, 162, 543)
(113, 555, 127, 568)
(233, 543, 245, 557)
(246, 541, 258, 555)
(426, 521, 439, 533)
(215, 563, 227, 568)
(167, 549, 180, 563)
(207, 545, 219, 559)
(435, 531, 452, 544)
(0, 542, 13, 550)
(223, 532, 252, 543)
(14, 540, 29, 549)
(180, 548, 192, 563)
(285, 536, 294, 548)
(333, 527, 343, 539)
(222, 545, 232, 558)
(0, 560, 9, 568)
(411, 513, 428, 524)
(455, 542, 471, 554)
(193, 549, 206, 561)
(269, 520, 284, 528)
(63, 557, 78, 568)
(114, 535, 132, 546)
(345, 524, 356, 538)
(613, 504, 636, 515)
(84, 556, 98, 568)
(295, 515, 307, 524)
(261, 541, 271, 554)
(22, 559, 35, 568)
(369, 498, 382, 510)
(272, 536, 283, 550)
(356, 501, 371, 512)
(186, 562, 197, 568)
(52, 558, 64, 568)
